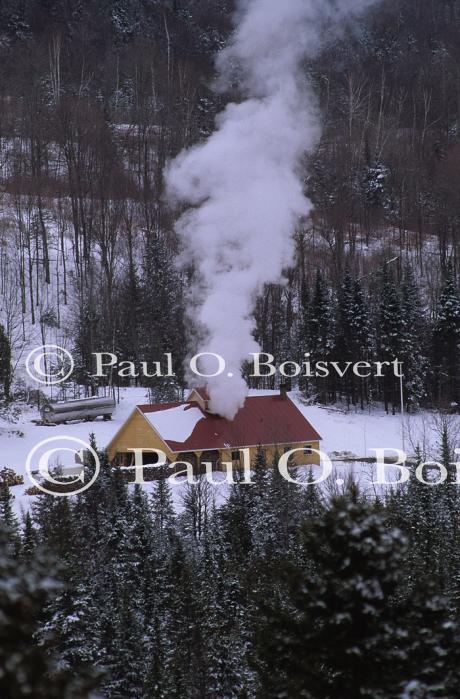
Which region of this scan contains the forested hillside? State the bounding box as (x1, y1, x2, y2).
(2, 3, 460, 698)
(0, 0, 459, 410)
(3, 437, 460, 698)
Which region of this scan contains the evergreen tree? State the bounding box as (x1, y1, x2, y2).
(336, 270, 369, 406)
(143, 607, 168, 699)
(0, 324, 11, 399)
(350, 278, 374, 409)
(0, 483, 18, 533)
(140, 230, 185, 398)
(113, 257, 142, 372)
(104, 588, 145, 699)
(432, 261, 460, 405)
(221, 467, 254, 562)
(195, 510, 251, 697)
(400, 263, 428, 410)
(299, 467, 324, 524)
(404, 582, 460, 697)
(297, 274, 311, 393)
(308, 269, 335, 402)
(21, 511, 38, 558)
(336, 269, 355, 365)
(151, 463, 175, 553)
(162, 539, 201, 697)
(265, 453, 302, 557)
(378, 267, 404, 413)
(32, 493, 74, 559)
(248, 447, 275, 555)
(0, 523, 97, 698)
(43, 578, 102, 675)
(254, 493, 410, 698)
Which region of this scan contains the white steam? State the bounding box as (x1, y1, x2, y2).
(166, 0, 375, 419)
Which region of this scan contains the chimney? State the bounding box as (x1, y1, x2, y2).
(280, 382, 288, 400)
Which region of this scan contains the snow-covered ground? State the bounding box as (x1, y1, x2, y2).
(1, 387, 457, 518)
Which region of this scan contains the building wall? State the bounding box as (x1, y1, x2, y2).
(108, 409, 321, 469)
(218, 443, 321, 469)
(107, 409, 176, 463)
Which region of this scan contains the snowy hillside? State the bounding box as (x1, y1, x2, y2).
(4, 387, 455, 517)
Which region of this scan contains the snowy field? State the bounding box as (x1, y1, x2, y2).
(1, 387, 457, 518)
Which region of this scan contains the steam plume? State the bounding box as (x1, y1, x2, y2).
(166, 0, 376, 419)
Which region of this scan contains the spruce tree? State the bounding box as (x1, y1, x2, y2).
(162, 539, 200, 697)
(21, 511, 38, 559)
(0, 523, 97, 698)
(0, 483, 18, 532)
(336, 270, 355, 358)
(0, 324, 11, 400)
(248, 447, 275, 555)
(432, 261, 460, 406)
(404, 582, 460, 697)
(151, 463, 175, 552)
(299, 467, 324, 524)
(104, 588, 145, 699)
(378, 267, 404, 412)
(254, 493, 410, 698)
(400, 263, 428, 410)
(350, 278, 374, 409)
(297, 274, 311, 394)
(221, 467, 254, 562)
(266, 452, 302, 557)
(140, 230, 185, 398)
(336, 270, 355, 401)
(308, 269, 335, 402)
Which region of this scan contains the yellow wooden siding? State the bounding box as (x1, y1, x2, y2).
(107, 409, 176, 462)
(108, 411, 321, 469)
(219, 443, 320, 468)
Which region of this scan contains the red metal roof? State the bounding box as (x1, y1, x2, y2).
(138, 394, 321, 453)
